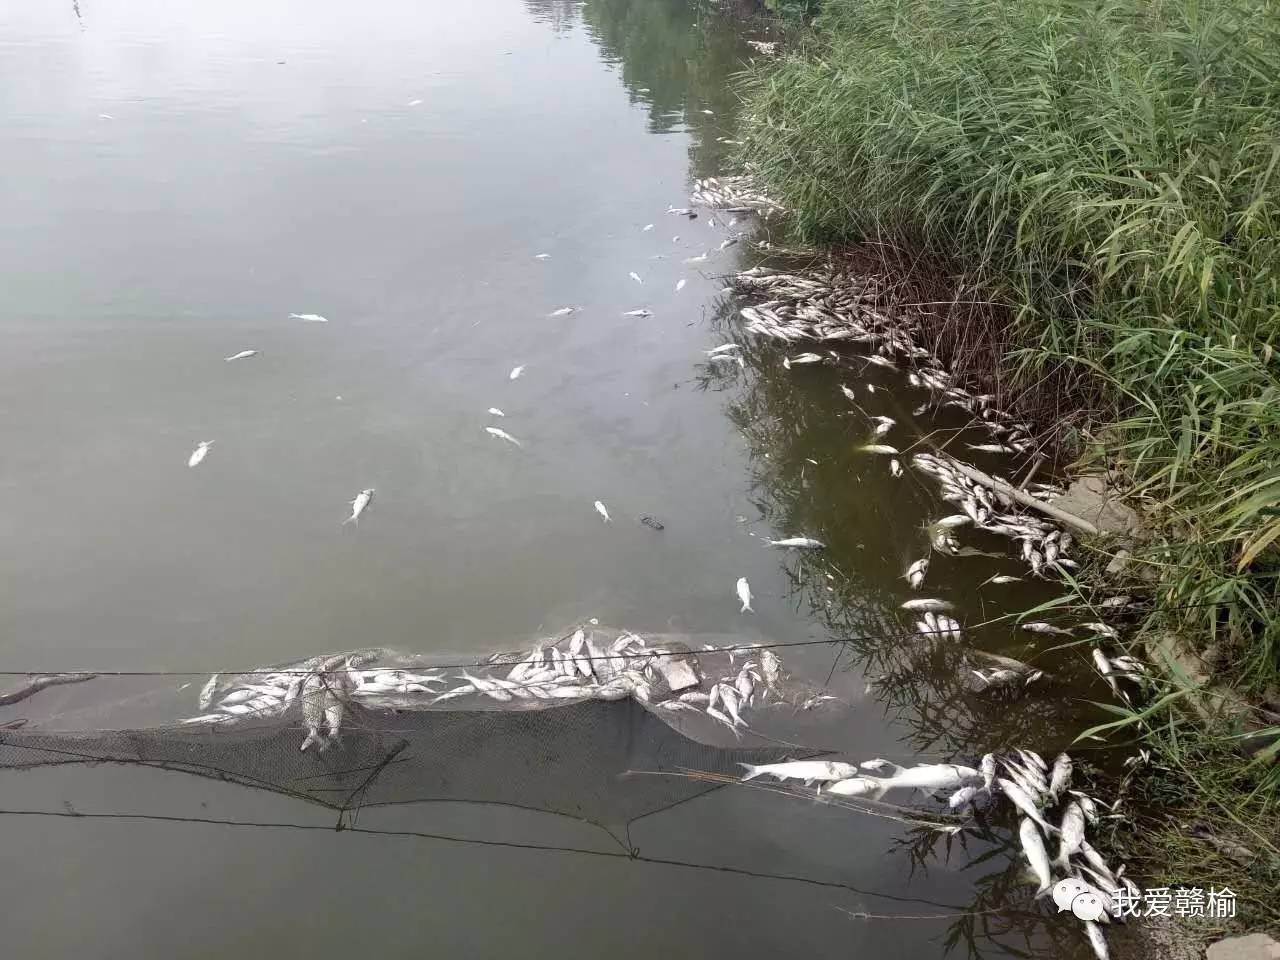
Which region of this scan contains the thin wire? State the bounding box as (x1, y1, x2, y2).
(0, 597, 1237, 679)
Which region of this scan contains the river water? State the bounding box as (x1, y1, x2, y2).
(0, 1, 1118, 957)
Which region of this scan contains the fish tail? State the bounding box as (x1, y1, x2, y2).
(741, 601, 752, 613)
(342, 516, 356, 526)
(738, 763, 762, 781)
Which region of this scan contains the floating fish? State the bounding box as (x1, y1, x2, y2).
(1048, 753, 1072, 801)
(825, 777, 882, 797)
(765, 537, 825, 549)
(1055, 801, 1087, 869)
(224, 350, 258, 362)
(983, 574, 1023, 585)
(485, 426, 522, 448)
(487, 407, 505, 417)
(198, 674, 219, 711)
(739, 760, 858, 783)
(684, 252, 708, 264)
(299, 676, 325, 752)
(859, 444, 899, 455)
(905, 558, 929, 590)
(719, 237, 738, 250)
(948, 785, 980, 810)
(1021, 621, 1072, 635)
(629, 272, 643, 284)
(640, 515, 664, 530)
(408, 98, 423, 106)
(642, 224, 654, 232)
(675, 279, 687, 292)
(996, 777, 1058, 834)
(1083, 921, 1110, 960)
(509, 365, 525, 380)
(736, 577, 753, 613)
(343, 488, 374, 525)
(870, 416, 895, 438)
(187, 441, 214, 468)
(900, 598, 951, 612)
(289, 313, 328, 323)
(701, 108, 715, 115)
(594, 500, 610, 523)
(548, 307, 576, 317)
(889, 459, 903, 477)
(705, 343, 740, 356)
(932, 514, 971, 529)
(1019, 817, 1054, 896)
(840, 385, 858, 402)
(967, 443, 1017, 454)
(622, 308, 653, 318)
(534, 253, 551, 260)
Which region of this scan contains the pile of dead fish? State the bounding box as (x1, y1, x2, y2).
(689, 176, 784, 214)
(180, 630, 795, 746)
(740, 751, 1133, 960)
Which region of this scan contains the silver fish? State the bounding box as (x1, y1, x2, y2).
(705, 343, 740, 356)
(343, 488, 374, 525)
(509, 365, 525, 380)
(736, 577, 753, 613)
(996, 777, 1058, 834)
(629, 271, 643, 284)
(289, 313, 328, 322)
(983, 574, 1023, 585)
(678, 690, 710, 705)
(980, 753, 997, 790)
(948, 785, 980, 810)
(299, 675, 325, 752)
(859, 444, 899, 455)
(1048, 753, 1072, 801)
(684, 253, 708, 264)
(622, 308, 653, 318)
(1055, 802, 1087, 869)
(889, 458, 903, 477)
(760, 649, 781, 691)
(485, 426, 522, 447)
(642, 223, 654, 232)
(594, 500, 610, 523)
(900, 598, 952, 612)
(534, 253, 551, 260)
(867, 762, 978, 795)
(1083, 921, 1110, 960)
(932, 514, 971, 529)
(739, 760, 858, 783)
(462, 671, 512, 702)
(765, 537, 825, 549)
(966, 443, 1016, 453)
(824, 777, 882, 798)
(197, 674, 219, 710)
(906, 558, 929, 590)
(548, 307, 576, 317)
(224, 350, 257, 362)
(1021, 621, 1072, 635)
(187, 441, 214, 468)
(323, 692, 344, 745)
(430, 683, 477, 704)
(675, 279, 687, 292)
(488, 407, 505, 417)
(1019, 817, 1054, 895)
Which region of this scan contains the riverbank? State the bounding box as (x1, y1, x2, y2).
(731, 0, 1280, 942)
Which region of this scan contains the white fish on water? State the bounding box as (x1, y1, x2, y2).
(996, 777, 1058, 834)
(622, 308, 653, 318)
(629, 271, 643, 284)
(765, 537, 825, 549)
(198, 674, 219, 710)
(705, 343, 740, 356)
(859, 762, 978, 795)
(548, 307, 576, 317)
(1055, 801, 1087, 868)
(224, 350, 257, 362)
(1019, 817, 1054, 896)
(289, 313, 328, 322)
(488, 407, 505, 417)
(1048, 753, 1072, 801)
(343, 488, 374, 525)
(534, 253, 551, 260)
(859, 444, 899, 455)
(485, 426, 522, 447)
(675, 279, 687, 292)
(1083, 921, 1110, 960)
(701, 108, 714, 115)
(684, 252, 708, 264)
(906, 558, 929, 589)
(594, 500, 610, 522)
(870, 416, 895, 437)
(825, 777, 882, 797)
(736, 577, 753, 613)
(739, 760, 858, 783)
(932, 514, 971, 529)
(900, 598, 951, 612)
(1021, 621, 1072, 635)
(187, 441, 214, 468)
(642, 223, 654, 232)
(889, 458, 903, 477)
(948, 785, 980, 810)
(983, 574, 1023, 585)
(509, 365, 525, 380)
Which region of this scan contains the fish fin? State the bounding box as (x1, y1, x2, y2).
(300, 730, 320, 752)
(741, 602, 752, 613)
(738, 763, 762, 781)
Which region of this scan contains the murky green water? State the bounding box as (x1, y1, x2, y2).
(0, 1, 1121, 957)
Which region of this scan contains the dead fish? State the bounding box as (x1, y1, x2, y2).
(1048, 753, 1073, 801)
(534, 253, 551, 260)
(996, 778, 1058, 834)
(718, 237, 737, 250)
(983, 574, 1023, 585)
(675, 279, 687, 292)
(224, 350, 258, 362)
(289, 313, 328, 322)
(889, 459, 903, 477)
(485, 426, 522, 447)
(642, 223, 654, 232)
(488, 407, 505, 417)
(1081, 622, 1119, 639)
(701, 108, 715, 115)
(1021, 622, 1072, 635)
(299, 676, 325, 752)
(684, 253, 708, 263)
(870, 416, 895, 437)
(765, 537, 825, 549)
(932, 515, 971, 529)
(905, 558, 929, 590)
(705, 343, 740, 356)
(198, 674, 220, 711)
(900, 598, 952, 612)
(736, 577, 753, 613)
(1083, 921, 1110, 960)
(824, 777, 882, 798)
(623, 308, 653, 318)
(628, 271, 644, 285)
(594, 500, 611, 523)
(864, 355, 896, 370)
(343, 488, 375, 525)
(1092, 649, 1121, 697)
(840, 385, 858, 402)
(640, 515, 664, 530)
(548, 307, 576, 317)
(949, 785, 980, 810)
(1020, 817, 1054, 896)
(966, 443, 1017, 454)
(187, 441, 214, 468)
(1055, 801, 1088, 868)
(789, 352, 823, 364)
(509, 365, 525, 380)
(859, 444, 899, 455)
(739, 760, 858, 783)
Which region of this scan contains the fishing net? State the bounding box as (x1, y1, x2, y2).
(0, 627, 851, 842)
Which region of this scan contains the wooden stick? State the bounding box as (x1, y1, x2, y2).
(943, 458, 1101, 536)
